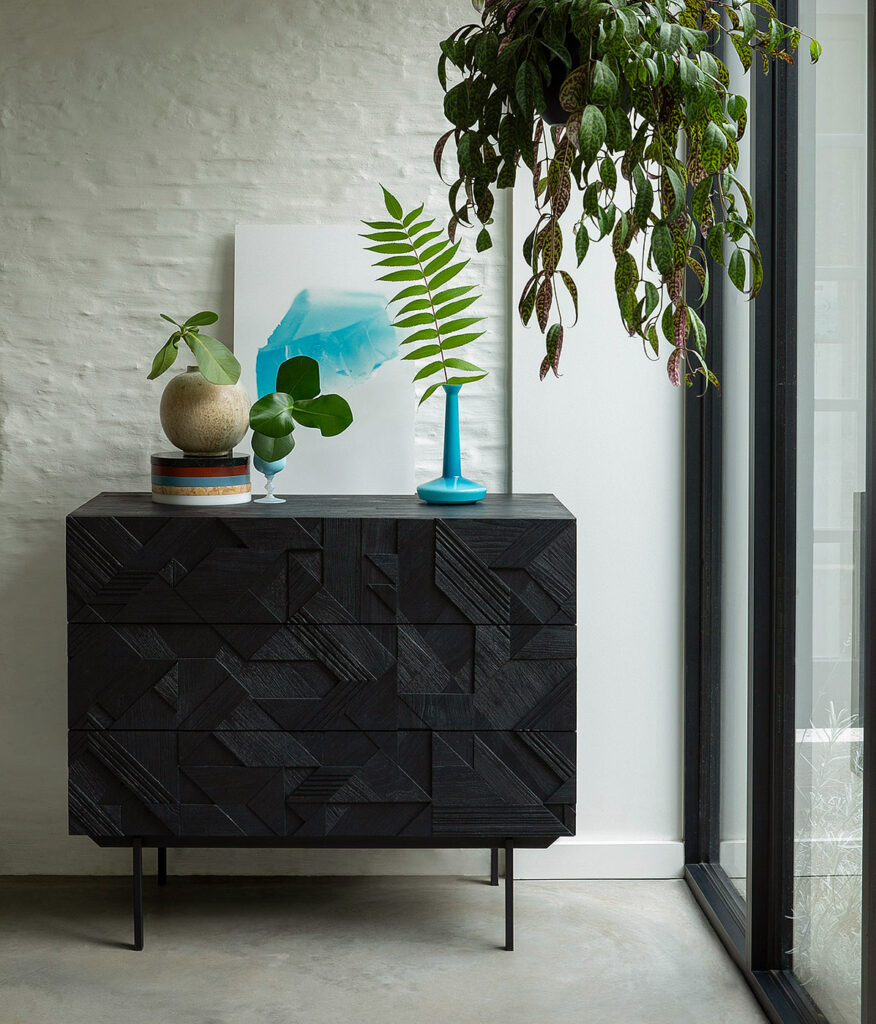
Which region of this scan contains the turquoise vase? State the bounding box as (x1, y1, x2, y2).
(417, 384, 487, 504)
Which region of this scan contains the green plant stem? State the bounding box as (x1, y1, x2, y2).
(405, 223, 450, 384)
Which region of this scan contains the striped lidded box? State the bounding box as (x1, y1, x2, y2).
(150, 452, 251, 506)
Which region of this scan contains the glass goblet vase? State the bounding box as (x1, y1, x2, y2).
(253, 455, 286, 504)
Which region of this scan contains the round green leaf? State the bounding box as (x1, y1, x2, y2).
(276, 356, 320, 400)
(290, 394, 354, 437)
(250, 393, 296, 438)
(252, 430, 295, 462)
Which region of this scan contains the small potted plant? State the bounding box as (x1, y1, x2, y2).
(148, 311, 249, 456)
(248, 355, 354, 503)
(434, 0, 820, 388)
(363, 187, 488, 504)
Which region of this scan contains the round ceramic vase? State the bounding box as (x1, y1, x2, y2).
(160, 366, 250, 456)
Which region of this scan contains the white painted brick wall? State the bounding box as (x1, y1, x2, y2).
(0, 0, 509, 874)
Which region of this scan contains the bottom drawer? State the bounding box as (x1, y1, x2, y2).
(68, 729, 575, 840)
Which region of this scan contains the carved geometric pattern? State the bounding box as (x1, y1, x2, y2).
(68, 729, 575, 839)
(67, 623, 575, 733)
(67, 495, 575, 626)
(67, 494, 576, 844)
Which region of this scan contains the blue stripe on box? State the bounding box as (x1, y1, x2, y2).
(152, 475, 250, 488)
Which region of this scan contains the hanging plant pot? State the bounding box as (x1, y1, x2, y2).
(542, 36, 581, 126)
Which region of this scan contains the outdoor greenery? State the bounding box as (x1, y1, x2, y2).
(363, 187, 487, 406)
(436, 0, 820, 387)
(248, 355, 353, 461)
(147, 311, 241, 386)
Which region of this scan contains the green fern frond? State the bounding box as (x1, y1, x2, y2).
(363, 187, 487, 406)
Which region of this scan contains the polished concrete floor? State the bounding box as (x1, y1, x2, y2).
(0, 877, 767, 1024)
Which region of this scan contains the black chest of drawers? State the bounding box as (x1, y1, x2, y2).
(67, 493, 576, 949)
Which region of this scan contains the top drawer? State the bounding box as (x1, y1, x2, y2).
(67, 509, 576, 626)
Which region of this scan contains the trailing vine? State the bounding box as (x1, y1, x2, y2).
(435, 0, 819, 388)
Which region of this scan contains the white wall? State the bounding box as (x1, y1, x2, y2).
(0, 0, 683, 876)
(510, 187, 685, 879)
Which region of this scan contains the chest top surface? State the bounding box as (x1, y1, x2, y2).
(68, 492, 574, 521)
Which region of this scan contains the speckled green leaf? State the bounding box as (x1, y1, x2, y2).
(651, 223, 674, 275)
(559, 271, 579, 323)
(579, 105, 607, 168)
(702, 122, 728, 174)
(575, 226, 590, 267)
(728, 248, 746, 291)
(536, 277, 553, 331)
(519, 279, 537, 325)
(545, 323, 564, 376)
(706, 225, 725, 266)
(590, 60, 618, 105)
(729, 33, 753, 71)
(614, 252, 639, 297)
(559, 66, 588, 111)
(600, 156, 617, 191)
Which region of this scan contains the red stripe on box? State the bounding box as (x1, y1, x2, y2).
(151, 464, 249, 478)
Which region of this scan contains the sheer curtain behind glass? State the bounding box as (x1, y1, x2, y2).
(793, 2, 866, 1021)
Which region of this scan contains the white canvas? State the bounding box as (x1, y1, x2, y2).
(234, 224, 416, 495)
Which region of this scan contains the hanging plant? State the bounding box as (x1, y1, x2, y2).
(435, 0, 820, 388)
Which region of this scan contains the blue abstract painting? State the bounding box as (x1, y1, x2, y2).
(234, 224, 416, 495)
(256, 288, 397, 399)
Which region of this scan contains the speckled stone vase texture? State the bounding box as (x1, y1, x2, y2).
(160, 366, 250, 456)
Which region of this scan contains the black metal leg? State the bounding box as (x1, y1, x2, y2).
(132, 840, 144, 951)
(504, 839, 514, 951)
(157, 847, 167, 886)
(490, 847, 499, 886)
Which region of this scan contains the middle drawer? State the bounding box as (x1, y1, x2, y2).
(68, 623, 576, 733)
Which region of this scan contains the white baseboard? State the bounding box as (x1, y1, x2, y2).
(516, 839, 685, 879)
(1, 837, 685, 879)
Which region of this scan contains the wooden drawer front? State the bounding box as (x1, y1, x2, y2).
(68, 624, 575, 733)
(68, 729, 575, 840)
(67, 516, 575, 626)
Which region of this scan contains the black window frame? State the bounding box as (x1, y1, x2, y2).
(682, 3, 874, 1023)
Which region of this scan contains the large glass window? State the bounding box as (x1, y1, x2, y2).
(719, 61, 752, 900)
(685, 5, 872, 1023)
(793, 2, 867, 1021)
